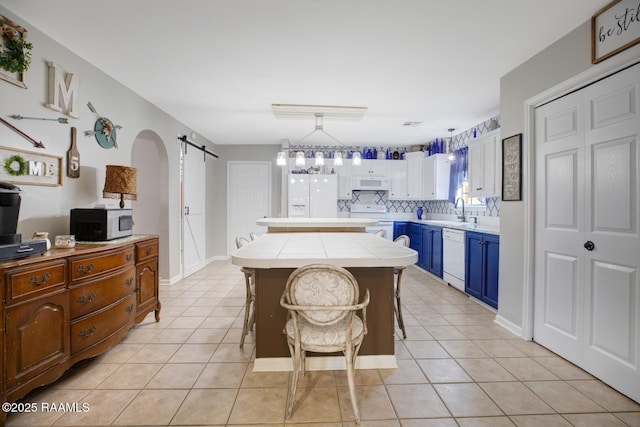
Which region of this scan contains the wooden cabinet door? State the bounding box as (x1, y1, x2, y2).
(387, 160, 406, 200)
(405, 152, 424, 199)
(468, 130, 500, 198)
(137, 258, 159, 312)
(429, 226, 444, 278)
(5, 292, 70, 388)
(483, 234, 500, 309)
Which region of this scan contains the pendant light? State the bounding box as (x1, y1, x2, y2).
(315, 151, 324, 166)
(276, 151, 287, 166)
(352, 150, 362, 166)
(448, 128, 456, 162)
(333, 151, 343, 166)
(295, 151, 305, 166)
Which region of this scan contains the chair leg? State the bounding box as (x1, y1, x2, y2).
(239, 274, 252, 348)
(395, 270, 407, 339)
(285, 340, 301, 420)
(344, 344, 361, 424)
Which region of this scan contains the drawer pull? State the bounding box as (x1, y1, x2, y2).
(126, 304, 135, 313)
(125, 253, 133, 262)
(79, 325, 96, 337)
(29, 273, 51, 286)
(126, 277, 135, 287)
(145, 247, 153, 255)
(77, 292, 96, 304)
(78, 263, 95, 274)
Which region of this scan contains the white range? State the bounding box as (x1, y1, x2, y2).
(349, 204, 393, 240)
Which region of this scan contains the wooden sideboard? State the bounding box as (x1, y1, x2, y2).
(0, 235, 160, 407)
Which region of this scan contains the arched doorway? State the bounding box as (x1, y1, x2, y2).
(131, 130, 170, 280)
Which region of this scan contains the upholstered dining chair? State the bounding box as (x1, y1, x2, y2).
(375, 229, 386, 238)
(280, 264, 370, 424)
(393, 235, 410, 339)
(235, 236, 255, 348)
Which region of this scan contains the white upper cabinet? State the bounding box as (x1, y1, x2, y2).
(334, 159, 353, 199)
(358, 159, 388, 175)
(405, 151, 424, 200)
(423, 153, 451, 200)
(386, 160, 407, 200)
(468, 129, 500, 198)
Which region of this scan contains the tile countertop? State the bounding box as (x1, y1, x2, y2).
(231, 232, 418, 269)
(405, 219, 500, 235)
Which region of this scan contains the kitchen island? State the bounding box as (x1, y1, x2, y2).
(231, 232, 417, 371)
(256, 217, 378, 233)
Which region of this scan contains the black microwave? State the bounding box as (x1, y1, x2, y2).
(70, 208, 133, 241)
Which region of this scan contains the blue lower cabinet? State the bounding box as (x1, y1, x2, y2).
(393, 221, 409, 240)
(420, 224, 443, 278)
(408, 223, 422, 254)
(465, 231, 500, 309)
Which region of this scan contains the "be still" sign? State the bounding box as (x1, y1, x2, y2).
(592, 0, 640, 63)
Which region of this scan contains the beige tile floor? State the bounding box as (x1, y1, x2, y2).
(6, 261, 640, 426)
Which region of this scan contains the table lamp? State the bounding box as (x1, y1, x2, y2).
(103, 165, 137, 208)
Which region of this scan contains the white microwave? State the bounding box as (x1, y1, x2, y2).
(352, 176, 390, 191)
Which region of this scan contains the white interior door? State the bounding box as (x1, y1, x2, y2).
(534, 63, 640, 402)
(182, 146, 206, 277)
(227, 162, 271, 255)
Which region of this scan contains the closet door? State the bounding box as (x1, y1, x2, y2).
(534, 63, 640, 402)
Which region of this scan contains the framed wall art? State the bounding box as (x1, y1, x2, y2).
(502, 134, 522, 202)
(0, 15, 32, 89)
(0, 146, 63, 186)
(592, 0, 640, 64)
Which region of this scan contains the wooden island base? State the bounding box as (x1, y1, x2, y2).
(253, 267, 395, 371)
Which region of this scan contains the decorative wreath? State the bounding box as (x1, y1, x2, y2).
(4, 154, 27, 176)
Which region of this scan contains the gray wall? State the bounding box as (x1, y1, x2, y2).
(208, 144, 282, 258)
(0, 6, 216, 282)
(498, 21, 640, 330)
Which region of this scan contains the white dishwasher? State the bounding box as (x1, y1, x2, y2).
(443, 228, 466, 291)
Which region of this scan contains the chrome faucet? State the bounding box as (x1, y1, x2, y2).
(454, 197, 466, 222)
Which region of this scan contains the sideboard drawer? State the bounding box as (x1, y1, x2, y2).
(5, 260, 66, 304)
(70, 293, 136, 354)
(70, 266, 136, 319)
(136, 239, 159, 263)
(69, 246, 135, 282)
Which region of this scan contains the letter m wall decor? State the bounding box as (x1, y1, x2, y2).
(45, 61, 80, 118)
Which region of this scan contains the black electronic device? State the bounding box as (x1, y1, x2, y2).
(0, 182, 47, 261)
(70, 208, 133, 241)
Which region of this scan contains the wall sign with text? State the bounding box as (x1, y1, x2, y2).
(592, 0, 640, 63)
(0, 146, 62, 186)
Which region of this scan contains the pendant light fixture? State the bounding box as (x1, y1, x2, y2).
(278, 113, 355, 167)
(448, 128, 456, 161)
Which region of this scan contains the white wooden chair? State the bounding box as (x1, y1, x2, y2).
(280, 264, 370, 424)
(375, 229, 386, 238)
(249, 231, 259, 241)
(235, 236, 255, 348)
(393, 235, 410, 339)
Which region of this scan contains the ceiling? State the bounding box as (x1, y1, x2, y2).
(1, 0, 609, 147)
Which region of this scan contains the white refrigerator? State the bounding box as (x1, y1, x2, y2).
(288, 174, 338, 218)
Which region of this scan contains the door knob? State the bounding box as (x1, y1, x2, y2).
(584, 241, 595, 251)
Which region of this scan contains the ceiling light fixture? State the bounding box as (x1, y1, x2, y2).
(277, 113, 359, 168)
(448, 128, 456, 161)
(272, 103, 367, 120)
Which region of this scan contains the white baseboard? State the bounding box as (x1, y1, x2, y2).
(253, 355, 397, 372)
(494, 314, 523, 338)
(161, 274, 183, 285)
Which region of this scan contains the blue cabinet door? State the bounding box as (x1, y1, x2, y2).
(393, 221, 409, 240)
(429, 226, 443, 278)
(465, 232, 484, 300)
(409, 223, 422, 266)
(483, 234, 500, 309)
(420, 225, 430, 270)
(465, 231, 499, 309)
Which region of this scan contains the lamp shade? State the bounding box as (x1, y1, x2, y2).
(103, 165, 137, 208)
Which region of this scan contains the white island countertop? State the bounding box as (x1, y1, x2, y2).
(231, 232, 418, 269)
(257, 217, 378, 230)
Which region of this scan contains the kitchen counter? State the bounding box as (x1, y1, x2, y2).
(256, 217, 378, 233)
(231, 232, 418, 371)
(404, 219, 500, 235)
